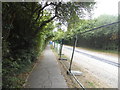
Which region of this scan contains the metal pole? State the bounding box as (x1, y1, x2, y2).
(57, 40, 59, 53)
(54, 41, 55, 48)
(58, 40, 61, 55)
(56, 40, 58, 52)
(60, 60, 86, 90)
(59, 39, 63, 60)
(69, 35, 77, 72)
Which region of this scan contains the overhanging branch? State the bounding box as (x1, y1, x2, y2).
(34, 2, 57, 13)
(34, 3, 59, 36)
(34, 15, 56, 35)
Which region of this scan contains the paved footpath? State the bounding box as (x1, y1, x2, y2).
(25, 45, 68, 88)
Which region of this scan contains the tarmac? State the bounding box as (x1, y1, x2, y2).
(25, 45, 68, 88)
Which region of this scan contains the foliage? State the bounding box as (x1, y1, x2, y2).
(52, 2, 95, 40)
(2, 2, 95, 88)
(2, 2, 54, 88)
(64, 15, 118, 51)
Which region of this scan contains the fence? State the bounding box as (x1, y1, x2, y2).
(51, 21, 120, 89)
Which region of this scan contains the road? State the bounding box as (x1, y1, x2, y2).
(62, 45, 118, 88)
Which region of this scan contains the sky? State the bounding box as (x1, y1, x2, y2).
(93, 0, 119, 18)
(53, 0, 120, 32)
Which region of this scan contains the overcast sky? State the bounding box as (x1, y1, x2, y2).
(93, 0, 119, 18)
(53, 0, 120, 31)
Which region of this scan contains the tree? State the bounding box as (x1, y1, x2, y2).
(2, 2, 55, 88)
(64, 14, 118, 50)
(2, 2, 95, 88)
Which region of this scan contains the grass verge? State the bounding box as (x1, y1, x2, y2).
(51, 45, 110, 88)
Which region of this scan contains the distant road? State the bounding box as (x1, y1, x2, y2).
(62, 45, 118, 88)
(65, 47, 120, 67)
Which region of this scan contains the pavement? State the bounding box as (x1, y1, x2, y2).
(25, 45, 68, 88)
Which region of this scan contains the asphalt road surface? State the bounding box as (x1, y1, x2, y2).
(25, 45, 67, 88)
(62, 45, 118, 88)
